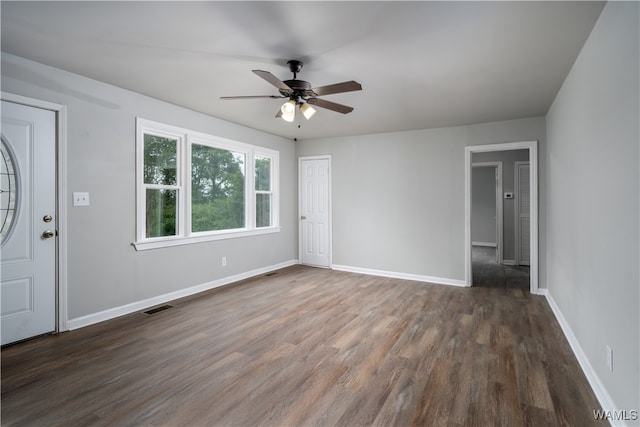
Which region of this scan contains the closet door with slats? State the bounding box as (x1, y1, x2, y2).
(516, 162, 530, 266)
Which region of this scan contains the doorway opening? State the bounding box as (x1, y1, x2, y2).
(465, 141, 538, 293)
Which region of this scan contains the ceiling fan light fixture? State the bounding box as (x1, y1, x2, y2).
(300, 103, 316, 120)
(222, 60, 362, 123)
(281, 99, 295, 114)
(281, 112, 295, 122)
(280, 100, 296, 122)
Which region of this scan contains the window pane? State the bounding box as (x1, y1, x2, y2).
(256, 193, 271, 228)
(255, 156, 271, 191)
(191, 144, 245, 232)
(146, 188, 177, 238)
(1, 139, 18, 244)
(144, 134, 177, 185)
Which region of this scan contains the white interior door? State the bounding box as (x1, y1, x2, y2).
(1, 100, 56, 345)
(516, 161, 531, 266)
(299, 157, 330, 267)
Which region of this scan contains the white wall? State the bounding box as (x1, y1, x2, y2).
(471, 166, 497, 246)
(546, 1, 639, 417)
(1, 53, 298, 322)
(296, 117, 546, 283)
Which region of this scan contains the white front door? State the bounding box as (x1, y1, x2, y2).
(1, 100, 57, 345)
(299, 157, 331, 267)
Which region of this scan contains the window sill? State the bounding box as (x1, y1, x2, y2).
(132, 227, 281, 251)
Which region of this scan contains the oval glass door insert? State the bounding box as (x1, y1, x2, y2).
(1, 137, 19, 245)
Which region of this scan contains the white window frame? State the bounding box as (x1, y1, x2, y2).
(134, 118, 280, 251)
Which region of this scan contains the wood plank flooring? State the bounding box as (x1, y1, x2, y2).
(472, 246, 530, 290)
(1, 265, 604, 426)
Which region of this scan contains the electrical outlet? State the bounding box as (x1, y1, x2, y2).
(222, 257, 227, 267)
(606, 345, 613, 372)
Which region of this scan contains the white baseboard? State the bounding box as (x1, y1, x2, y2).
(502, 259, 517, 266)
(67, 259, 299, 330)
(539, 289, 628, 427)
(472, 241, 497, 247)
(331, 264, 466, 287)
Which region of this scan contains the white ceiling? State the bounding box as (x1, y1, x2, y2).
(1, 1, 604, 141)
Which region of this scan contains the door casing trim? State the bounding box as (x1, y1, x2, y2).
(464, 141, 538, 293)
(1, 92, 68, 332)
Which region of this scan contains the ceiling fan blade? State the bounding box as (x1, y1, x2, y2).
(275, 108, 283, 118)
(311, 81, 362, 96)
(307, 98, 354, 114)
(252, 70, 293, 93)
(220, 95, 283, 100)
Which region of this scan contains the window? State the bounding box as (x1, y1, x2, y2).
(255, 156, 273, 228)
(143, 133, 180, 238)
(135, 119, 279, 250)
(191, 143, 246, 233)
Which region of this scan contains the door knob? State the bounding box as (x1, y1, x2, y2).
(41, 230, 55, 239)
(300, 215, 307, 220)
(43, 215, 53, 223)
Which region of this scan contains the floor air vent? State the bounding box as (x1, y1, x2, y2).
(143, 304, 173, 315)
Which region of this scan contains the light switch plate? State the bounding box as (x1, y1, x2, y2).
(73, 192, 90, 207)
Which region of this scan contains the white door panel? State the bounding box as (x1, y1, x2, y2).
(1, 100, 56, 345)
(516, 162, 530, 266)
(299, 158, 330, 267)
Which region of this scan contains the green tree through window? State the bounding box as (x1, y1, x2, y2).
(144, 134, 178, 238)
(255, 156, 272, 227)
(191, 144, 245, 232)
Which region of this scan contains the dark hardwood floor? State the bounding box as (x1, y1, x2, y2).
(1, 265, 604, 426)
(472, 246, 530, 290)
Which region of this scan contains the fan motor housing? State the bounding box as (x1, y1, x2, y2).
(280, 79, 317, 98)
